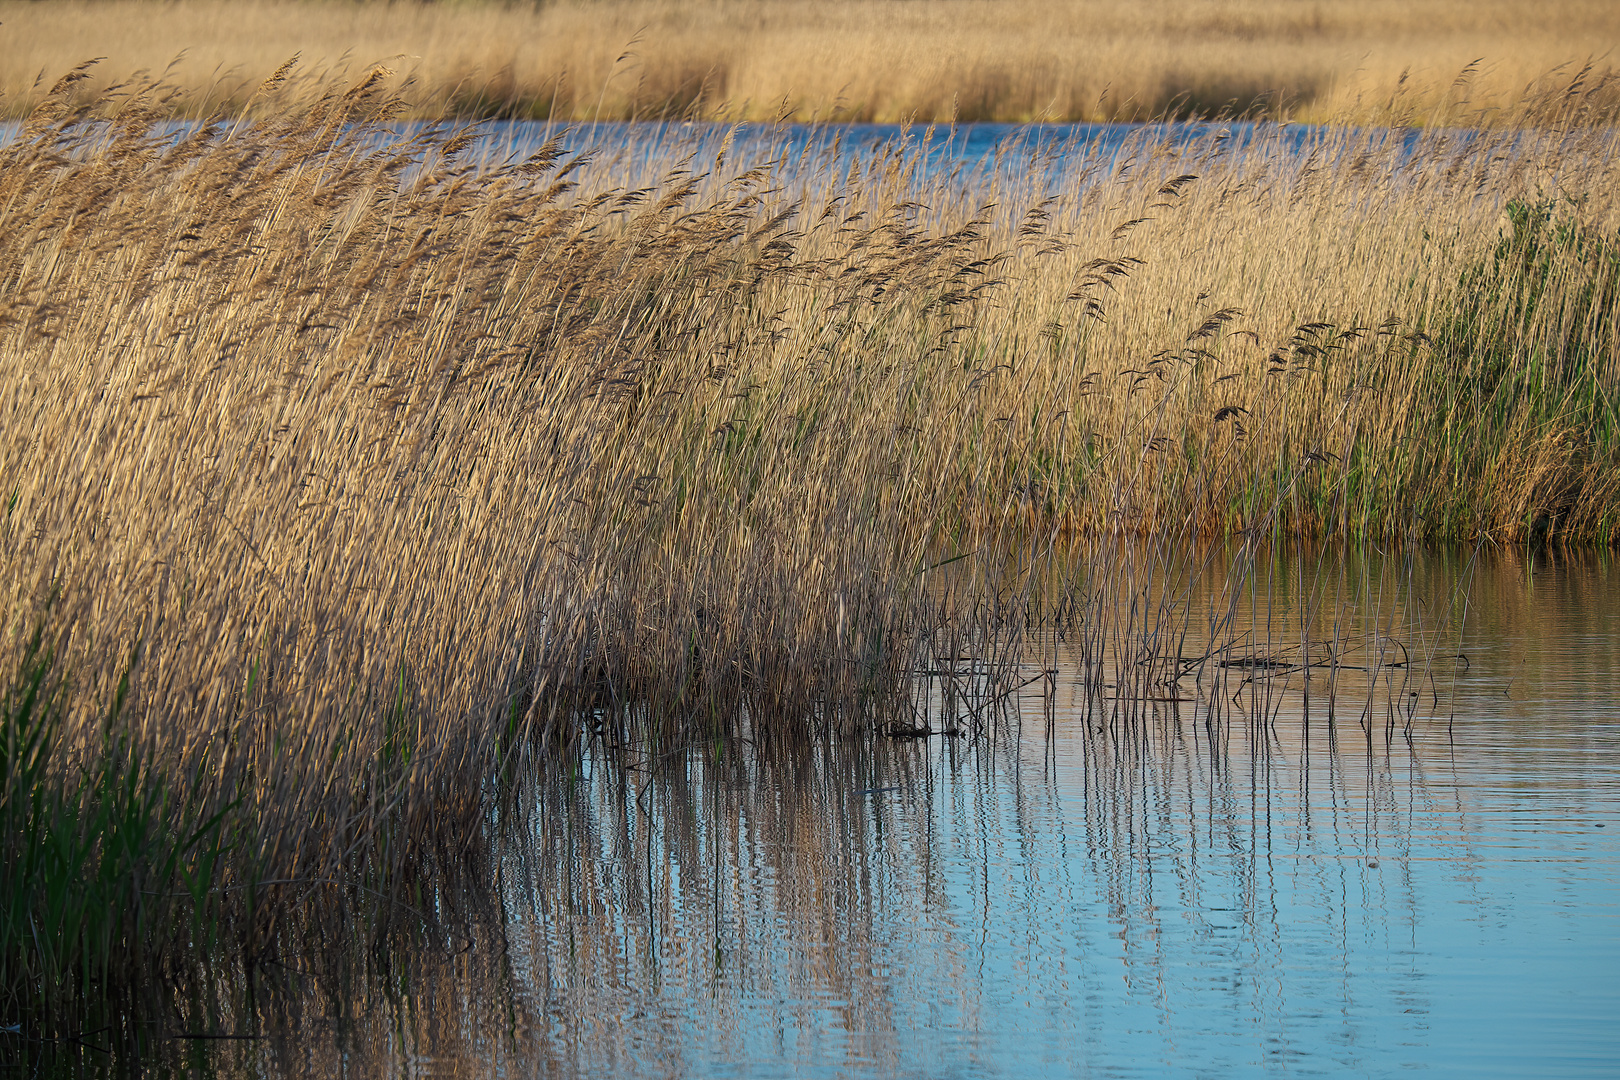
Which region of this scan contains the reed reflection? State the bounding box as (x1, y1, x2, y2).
(167, 545, 1618, 1080)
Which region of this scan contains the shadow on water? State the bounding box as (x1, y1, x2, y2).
(12, 543, 1619, 1079)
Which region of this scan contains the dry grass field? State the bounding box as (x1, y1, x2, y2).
(2, 52, 1618, 1034)
(2, 0, 1618, 123)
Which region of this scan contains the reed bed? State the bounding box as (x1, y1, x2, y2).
(3, 0, 1619, 125)
(1, 65, 1617, 1038)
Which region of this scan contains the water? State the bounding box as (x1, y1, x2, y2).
(420, 118, 1404, 198)
(0, 116, 1404, 195)
(172, 545, 1618, 1079)
(469, 118, 1317, 167)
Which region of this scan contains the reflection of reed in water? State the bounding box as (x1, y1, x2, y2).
(501, 736, 947, 1073)
(215, 662, 1505, 1079)
(912, 536, 1473, 752)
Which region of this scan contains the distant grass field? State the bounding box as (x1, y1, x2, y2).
(1, 0, 1617, 124)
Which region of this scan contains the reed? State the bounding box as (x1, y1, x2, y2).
(1, 64, 1616, 1035)
(2, 0, 1618, 125)
(1, 620, 241, 1048)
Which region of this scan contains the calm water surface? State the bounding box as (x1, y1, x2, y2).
(219, 548, 1617, 1078)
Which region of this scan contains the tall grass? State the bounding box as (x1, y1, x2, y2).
(2, 0, 1619, 124)
(1, 615, 242, 1048)
(0, 63, 1617, 1034)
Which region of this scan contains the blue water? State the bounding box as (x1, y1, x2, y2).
(458, 117, 1360, 191)
(496, 721, 1617, 1078)
(0, 115, 1390, 187)
(216, 549, 1620, 1079)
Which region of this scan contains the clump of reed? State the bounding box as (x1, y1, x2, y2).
(3, 0, 1619, 126)
(0, 63, 1616, 1035)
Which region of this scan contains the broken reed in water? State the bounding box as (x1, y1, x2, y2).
(0, 66, 1616, 1031)
(3, 0, 1620, 126)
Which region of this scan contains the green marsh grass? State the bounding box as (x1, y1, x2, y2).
(1, 621, 242, 1046)
(0, 64, 1615, 1041)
